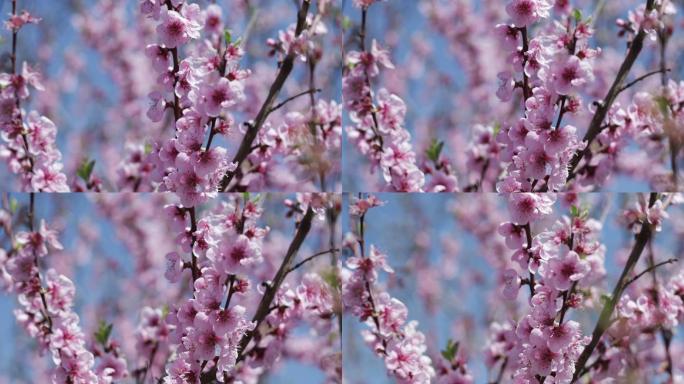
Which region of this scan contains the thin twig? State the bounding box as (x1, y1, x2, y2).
(286, 248, 339, 275)
(616, 68, 671, 96)
(268, 88, 321, 114)
(624, 258, 678, 288)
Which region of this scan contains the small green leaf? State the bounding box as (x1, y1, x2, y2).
(320, 267, 340, 290)
(572, 9, 582, 22)
(94, 321, 113, 346)
(570, 205, 580, 217)
(9, 197, 18, 214)
(441, 339, 459, 362)
(77, 159, 96, 182)
(161, 304, 170, 318)
(599, 293, 611, 306)
(492, 122, 501, 137)
(342, 16, 352, 30)
(252, 193, 263, 203)
(654, 95, 670, 117)
(242, 192, 250, 203)
(426, 139, 445, 163)
(144, 143, 153, 155)
(224, 29, 233, 44)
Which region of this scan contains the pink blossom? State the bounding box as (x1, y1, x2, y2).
(505, 0, 551, 26)
(548, 54, 593, 95)
(157, 6, 202, 48)
(543, 245, 589, 291)
(198, 77, 244, 117)
(507, 193, 556, 224)
(546, 320, 579, 352)
(502, 268, 521, 300)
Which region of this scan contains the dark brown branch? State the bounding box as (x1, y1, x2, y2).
(490, 357, 509, 384)
(189, 207, 199, 282)
(235, 206, 314, 362)
(571, 193, 658, 382)
(567, 0, 656, 183)
(624, 258, 678, 288)
(219, 0, 311, 191)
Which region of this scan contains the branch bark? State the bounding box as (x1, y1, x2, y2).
(566, 0, 656, 183)
(571, 193, 658, 382)
(219, 0, 311, 191)
(235, 206, 314, 362)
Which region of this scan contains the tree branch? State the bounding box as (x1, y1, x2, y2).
(286, 248, 339, 275)
(235, 206, 314, 362)
(624, 258, 678, 288)
(566, 0, 656, 183)
(571, 193, 658, 382)
(219, 0, 311, 191)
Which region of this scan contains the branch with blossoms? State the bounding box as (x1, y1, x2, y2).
(0, 194, 124, 383)
(0, 1, 69, 192)
(485, 192, 683, 383)
(496, 0, 683, 191)
(344, 1, 452, 192)
(338, 193, 684, 383)
(158, 193, 340, 383)
(135, 0, 340, 196)
(342, 194, 475, 383)
(0, 193, 342, 383)
(348, 0, 683, 191)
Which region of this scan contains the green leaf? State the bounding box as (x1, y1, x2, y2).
(144, 142, 153, 155)
(654, 95, 670, 117)
(492, 122, 501, 137)
(572, 9, 582, 22)
(320, 266, 340, 290)
(426, 139, 445, 163)
(9, 197, 18, 214)
(441, 339, 459, 362)
(224, 29, 233, 44)
(570, 204, 589, 219)
(94, 321, 113, 346)
(342, 16, 352, 30)
(599, 293, 611, 306)
(77, 159, 95, 182)
(161, 304, 170, 318)
(570, 205, 580, 217)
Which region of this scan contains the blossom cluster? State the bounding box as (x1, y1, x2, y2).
(494, 3, 596, 192)
(341, 0, 683, 192)
(342, 196, 436, 383)
(138, 0, 341, 197)
(343, 1, 430, 192)
(160, 193, 339, 383)
(482, 193, 684, 383)
(139, 0, 246, 205)
(597, 79, 684, 190)
(0, 216, 99, 383)
(495, 193, 604, 382)
(0, 11, 69, 192)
